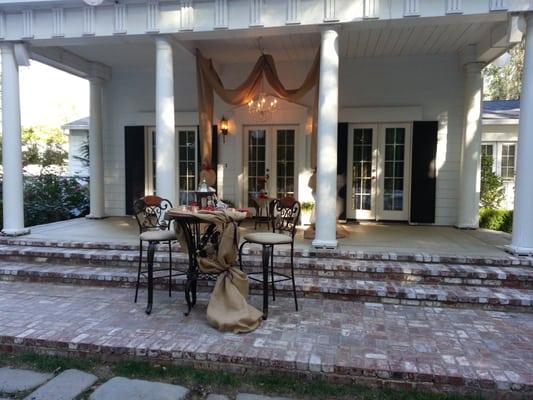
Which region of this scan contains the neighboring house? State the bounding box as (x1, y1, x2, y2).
(0, 0, 532, 253)
(62, 117, 89, 177)
(482, 100, 519, 210)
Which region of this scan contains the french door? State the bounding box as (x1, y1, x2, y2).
(244, 125, 296, 205)
(346, 123, 412, 221)
(145, 126, 199, 205)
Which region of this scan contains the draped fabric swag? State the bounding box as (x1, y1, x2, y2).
(196, 48, 321, 171)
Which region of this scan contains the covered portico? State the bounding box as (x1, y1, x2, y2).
(1, 0, 533, 254)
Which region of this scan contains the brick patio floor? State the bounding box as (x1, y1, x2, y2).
(0, 281, 532, 397)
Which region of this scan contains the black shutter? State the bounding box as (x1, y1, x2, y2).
(337, 123, 349, 220)
(125, 126, 146, 215)
(410, 121, 438, 224)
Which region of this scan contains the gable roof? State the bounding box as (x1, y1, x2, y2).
(483, 100, 520, 120)
(62, 117, 89, 131)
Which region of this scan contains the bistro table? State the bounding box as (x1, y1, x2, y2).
(143, 208, 257, 317)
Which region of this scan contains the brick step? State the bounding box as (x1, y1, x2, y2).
(1, 237, 532, 267)
(0, 261, 531, 312)
(1, 244, 532, 289)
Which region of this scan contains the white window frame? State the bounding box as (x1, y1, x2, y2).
(481, 141, 517, 181)
(144, 126, 199, 203)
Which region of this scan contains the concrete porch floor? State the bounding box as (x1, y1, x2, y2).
(22, 217, 512, 258)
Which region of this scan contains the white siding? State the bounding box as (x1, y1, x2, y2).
(67, 129, 89, 176)
(102, 53, 465, 225)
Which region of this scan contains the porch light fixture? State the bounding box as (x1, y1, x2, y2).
(219, 116, 229, 143)
(248, 92, 278, 122)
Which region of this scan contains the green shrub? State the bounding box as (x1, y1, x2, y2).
(480, 155, 505, 209)
(23, 173, 89, 227)
(479, 208, 513, 233)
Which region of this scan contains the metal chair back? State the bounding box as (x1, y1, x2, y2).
(133, 195, 173, 233)
(269, 197, 301, 239)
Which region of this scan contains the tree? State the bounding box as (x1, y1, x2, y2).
(21, 126, 67, 169)
(480, 155, 505, 209)
(483, 41, 525, 100)
(74, 139, 90, 167)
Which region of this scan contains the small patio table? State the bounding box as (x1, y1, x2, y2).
(142, 208, 272, 319)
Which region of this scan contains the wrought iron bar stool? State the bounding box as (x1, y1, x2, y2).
(238, 197, 300, 319)
(133, 195, 180, 311)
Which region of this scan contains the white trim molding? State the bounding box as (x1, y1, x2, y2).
(180, 0, 194, 31)
(446, 0, 463, 14)
(404, 0, 420, 17)
(490, 0, 507, 11)
(146, 0, 160, 33)
(364, 0, 379, 19)
(250, 0, 262, 27)
(52, 8, 65, 38)
(214, 0, 228, 28)
(0, 12, 5, 40)
(22, 9, 34, 39)
(83, 7, 95, 36)
(287, 0, 300, 24)
(324, 0, 337, 22)
(114, 2, 127, 34)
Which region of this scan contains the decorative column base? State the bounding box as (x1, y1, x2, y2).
(85, 214, 107, 220)
(454, 224, 477, 230)
(1, 227, 31, 236)
(504, 244, 533, 256)
(312, 239, 338, 249)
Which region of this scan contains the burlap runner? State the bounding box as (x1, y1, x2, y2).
(169, 209, 262, 333)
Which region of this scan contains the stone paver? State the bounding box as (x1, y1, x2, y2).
(89, 377, 188, 400)
(23, 369, 97, 400)
(0, 281, 532, 395)
(237, 395, 292, 400)
(0, 368, 52, 394)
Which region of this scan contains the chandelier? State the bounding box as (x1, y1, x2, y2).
(248, 92, 278, 121)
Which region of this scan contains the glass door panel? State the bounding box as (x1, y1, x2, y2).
(377, 124, 411, 221)
(247, 129, 268, 200)
(177, 129, 198, 205)
(346, 125, 377, 219)
(275, 129, 295, 199)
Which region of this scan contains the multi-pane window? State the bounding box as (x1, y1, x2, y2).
(276, 130, 295, 198)
(351, 128, 373, 210)
(248, 129, 267, 199)
(501, 144, 516, 180)
(481, 142, 517, 181)
(481, 144, 495, 173)
(383, 127, 405, 211)
(178, 130, 198, 205)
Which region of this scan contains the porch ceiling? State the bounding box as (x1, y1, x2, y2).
(32, 15, 508, 69)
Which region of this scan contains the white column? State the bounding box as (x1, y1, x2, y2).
(1, 43, 29, 235)
(457, 62, 484, 229)
(507, 14, 533, 255)
(87, 77, 105, 219)
(312, 28, 339, 248)
(155, 36, 176, 202)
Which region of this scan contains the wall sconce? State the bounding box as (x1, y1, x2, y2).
(219, 116, 229, 143)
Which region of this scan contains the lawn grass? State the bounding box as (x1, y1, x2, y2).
(0, 352, 484, 400)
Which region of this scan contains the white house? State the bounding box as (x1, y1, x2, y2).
(62, 116, 90, 177)
(482, 99, 519, 210)
(0, 0, 533, 254)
